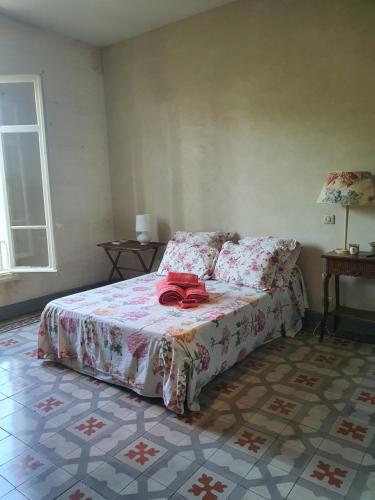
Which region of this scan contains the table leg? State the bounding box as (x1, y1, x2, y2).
(320, 272, 331, 342)
(333, 274, 340, 331)
(135, 251, 149, 274)
(105, 250, 123, 281)
(147, 248, 159, 273)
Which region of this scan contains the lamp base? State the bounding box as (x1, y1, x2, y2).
(334, 247, 349, 255)
(137, 232, 150, 245)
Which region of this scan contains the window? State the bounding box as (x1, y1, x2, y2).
(0, 75, 56, 274)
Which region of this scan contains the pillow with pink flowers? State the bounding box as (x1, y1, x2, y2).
(238, 237, 301, 286)
(174, 231, 233, 251)
(157, 241, 219, 279)
(213, 241, 282, 289)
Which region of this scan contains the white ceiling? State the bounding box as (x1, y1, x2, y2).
(0, 0, 235, 47)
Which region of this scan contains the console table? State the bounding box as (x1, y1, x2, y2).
(97, 240, 166, 281)
(320, 252, 375, 341)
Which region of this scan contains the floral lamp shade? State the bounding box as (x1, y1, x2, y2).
(317, 171, 375, 205)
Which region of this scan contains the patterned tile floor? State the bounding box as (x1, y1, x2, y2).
(0, 323, 374, 500)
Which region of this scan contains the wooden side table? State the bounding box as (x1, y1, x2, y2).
(320, 251, 375, 341)
(97, 240, 166, 281)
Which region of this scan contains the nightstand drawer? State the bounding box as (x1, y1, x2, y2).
(327, 258, 375, 278)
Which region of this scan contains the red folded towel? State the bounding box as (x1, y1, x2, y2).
(167, 272, 199, 288)
(156, 279, 209, 306)
(156, 281, 184, 305)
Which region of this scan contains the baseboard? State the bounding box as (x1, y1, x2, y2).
(0, 281, 106, 322)
(303, 309, 375, 343)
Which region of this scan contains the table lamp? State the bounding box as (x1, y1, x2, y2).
(136, 214, 151, 245)
(317, 171, 374, 254)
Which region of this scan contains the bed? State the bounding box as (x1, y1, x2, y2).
(38, 268, 307, 413)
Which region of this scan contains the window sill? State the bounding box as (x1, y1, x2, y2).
(0, 272, 19, 283)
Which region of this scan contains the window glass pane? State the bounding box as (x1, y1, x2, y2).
(12, 228, 48, 267)
(2, 132, 46, 226)
(0, 82, 37, 126)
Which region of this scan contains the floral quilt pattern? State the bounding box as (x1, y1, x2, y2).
(38, 270, 306, 413)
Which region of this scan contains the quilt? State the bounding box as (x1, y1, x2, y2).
(38, 269, 307, 413)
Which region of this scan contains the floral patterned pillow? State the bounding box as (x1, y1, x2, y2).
(174, 231, 233, 251)
(238, 237, 301, 287)
(213, 242, 281, 289)
(157, 241, 219, 279)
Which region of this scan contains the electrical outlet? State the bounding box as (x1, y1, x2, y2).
(323, 215, 335, 224)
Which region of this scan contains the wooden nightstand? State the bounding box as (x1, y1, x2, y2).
(97, 240, 166, 281)
(320, 252, 375, 341)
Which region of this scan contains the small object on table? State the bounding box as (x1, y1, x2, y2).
(349, 243, 360, 255)
(320, 251, 375, 341)
(369, 242, 375, 257)
(97, 240, 166, 281)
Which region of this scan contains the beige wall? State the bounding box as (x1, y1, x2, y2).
(0, 14, 114, 308)
(102, 0, 375, 312)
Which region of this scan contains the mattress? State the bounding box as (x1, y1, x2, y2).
(38, 269, 307, 413)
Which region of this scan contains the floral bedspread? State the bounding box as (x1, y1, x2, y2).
(38, 269, 307, 413)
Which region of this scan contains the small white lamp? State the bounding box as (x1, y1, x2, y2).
(136, 214, 151, 245)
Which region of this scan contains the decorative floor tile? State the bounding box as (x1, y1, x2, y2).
(225, 426, 274, 460)
(147, 454, 200, 490)
(246, 411, 288, 437)
(261, 396, 301, 421)
(33, 395, 70, 416)
(83, 457, 138, 497)
(203, 448, 255, 483)
(115, 437, 167, 472)
(318, 437, 365, 468)
(261, 439, 312, 475)
(241, 461, 297, 499)
(0, 407, 57, 445)
(65, 412, 114, 442)
(118, 475, 175, 499)
(0, 378, 36, 397)
(61, 444, 106, 479)
(179, 466, 237, 499)
(94, 424, 137, 455)
(288, 372, 324, 390)
(33, 433, 81, 467)
(0, 436, 31, 467)
(0, 399, 24, 420)
(301, 454, 357, 496)
(287, 478, 345, 500)
(210, 380, 244, 399)
(145, 421, 188, 447)
(165, 411, 209, 431)
(278, 421, 324, 452)
(309, 353, 342, 368)
(351, 388, 375, 410)
(0, 449, 52, 487)
(347, 467, 375, 500)
(296, 403, 337, 432)
(1, 324, 375, 500)
(176, 433, 224, 464)
(56, 481, 107, 499)
(17, 466, 76, 500)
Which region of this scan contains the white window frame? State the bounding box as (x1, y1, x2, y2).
(0, 74, 56, 273)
